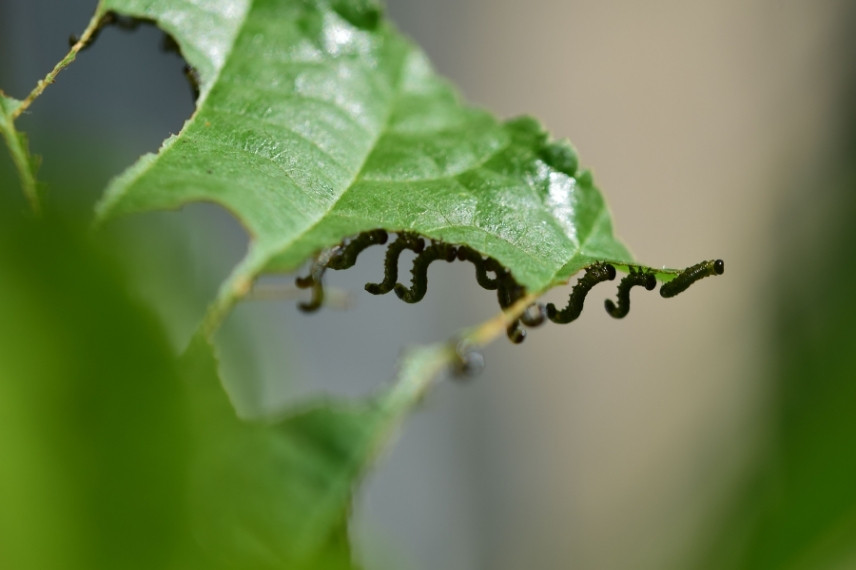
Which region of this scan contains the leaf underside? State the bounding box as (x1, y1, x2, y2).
(96, 0, 638, 294)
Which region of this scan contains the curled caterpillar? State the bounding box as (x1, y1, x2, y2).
(327, 229, 389, 270)
(506, 319, 527, 344)
(295, 263, 326, 312)
(394, 241, 458, 303)
(294, 229, 723, 345)
(660, 259, 724, 298)
(456, 246, 501, 290)
(496, 272, 524, 310)
(492, 272, 532, 342)
(546, 263, 616, 324)
(295, 238, 371, 312)
(365, 232, 425, 295)
(604, 267, 656, 318)
(495, 271, 527, 344)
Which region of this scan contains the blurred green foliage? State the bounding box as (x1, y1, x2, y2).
(0, 202, 366, 569)
(0, 187, 416, 569)
(3, 1, 855, 569)
(694, 37, 856, 570)
(0, 206, 189, 569)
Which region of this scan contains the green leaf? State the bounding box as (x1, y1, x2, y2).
(180, 336, 449, 569)
(95, 0, 635, 299)
(0, 94, 22, 116)
(0, 209, 189, 570)
(0, 202, 437, 569)
(0, 94, 41, 212)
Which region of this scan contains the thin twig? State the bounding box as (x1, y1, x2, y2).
(248, 281, 353, 309)
(382, 291, 542, 411)
(11, 8, 106, 120)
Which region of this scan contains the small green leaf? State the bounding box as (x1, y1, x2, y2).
(96, 0, 634, 298)
(181, 337, 448, 569)
(0, 94, 41, 212)
(0, 94, 22, 116)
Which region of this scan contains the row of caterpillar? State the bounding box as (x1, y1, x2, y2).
(295, 229, 724, 343)
(295, 229, 538, 342)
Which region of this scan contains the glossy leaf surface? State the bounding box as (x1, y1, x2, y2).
(96, 0, 634, 293)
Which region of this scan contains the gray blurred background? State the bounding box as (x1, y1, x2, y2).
(2, 1, 854, 569)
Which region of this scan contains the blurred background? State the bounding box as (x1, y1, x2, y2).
(2, 0, 855, 569)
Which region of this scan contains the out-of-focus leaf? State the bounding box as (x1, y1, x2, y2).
(0, 94, 40, 209)
(0, 199, 442, 569)
(180, 338, 447, 569)
(0, 94, 22, 116)
(0, 209, 188, 570)
(96, 0, 636, 296)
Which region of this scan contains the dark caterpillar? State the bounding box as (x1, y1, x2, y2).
(660, 259, 724, 298)
(495, 272, 522, 309)
(295, 229, 389, 312)
(456, 247, 502, 290)
(506, 319, 527, 344)
(394, 241, 458, 303)
(493, 270, 547, 341)
(295, 229, 723, 344)
(604, 267, 656, 318)
(365, 232, 425, 294)
(327, 229, 389, 270)
(295, 262, 326, 312)
(295, 230, 539, 342)
(546, 263, 616, 324)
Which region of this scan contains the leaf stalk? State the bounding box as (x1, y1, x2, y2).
(11, 8, 107, 120)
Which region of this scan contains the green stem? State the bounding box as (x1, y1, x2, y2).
(383, 291, 541, 413)
(382, 344, 453, 412)
(1, 4, 107, 214)
(11, 8, 106, 120)
(198, 252, 264, 340)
